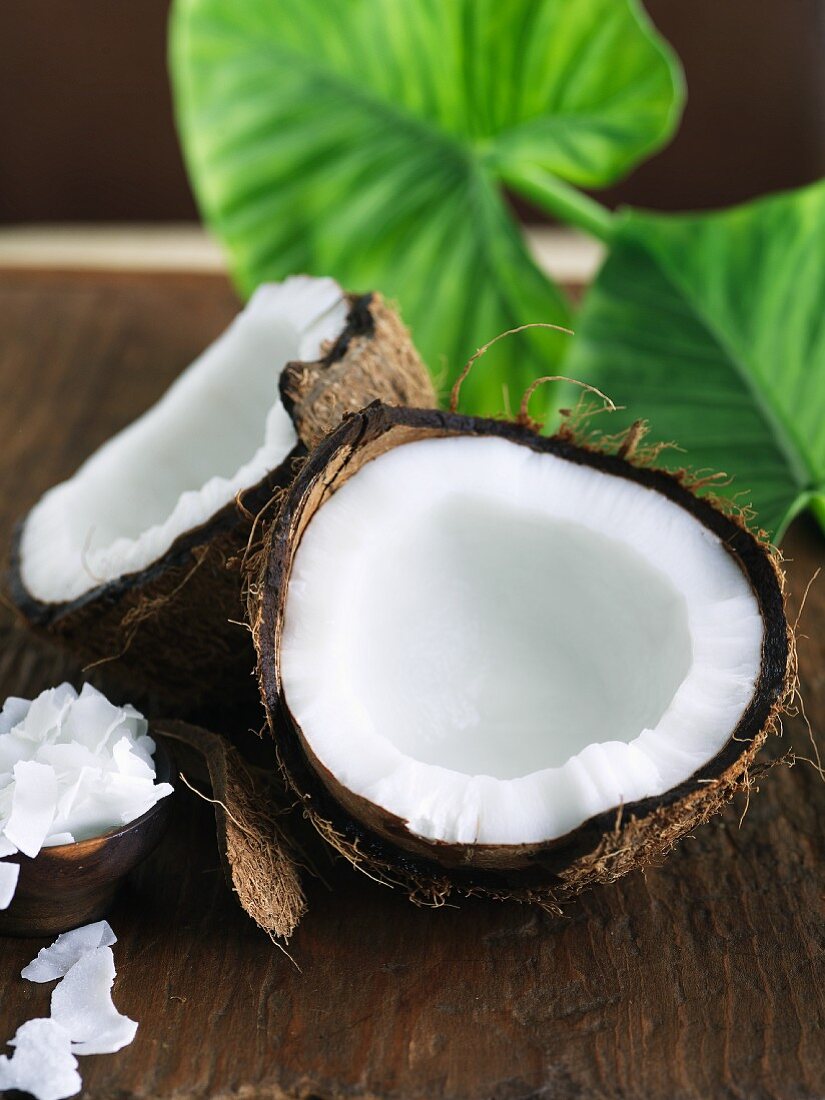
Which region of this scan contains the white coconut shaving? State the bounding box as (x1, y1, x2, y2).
(0, 682, 172, 910)
(0, 1019, 81, 1100)
(50, 946, 138, 1055)
(1, 921, 138, 1099)
(5, 760, 59, 857)
(0, 860, 19, 909)
(22, 920, 117, 983)
(20, 276, 349, 604)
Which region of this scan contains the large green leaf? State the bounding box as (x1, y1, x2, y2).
(170, 0, 682, 414)
(565, 181, 825, 539)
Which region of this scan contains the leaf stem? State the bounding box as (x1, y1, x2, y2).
(809, 493, 825, 537)
(500, 164, 615, 243)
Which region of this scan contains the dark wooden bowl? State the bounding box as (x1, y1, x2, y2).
(0, 740, 174, 938)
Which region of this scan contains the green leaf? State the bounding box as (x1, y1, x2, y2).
(170, 0, 683, 415)
(564, 181, 825, 539)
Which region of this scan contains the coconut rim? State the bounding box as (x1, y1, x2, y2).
(7, 292, 379, 629)
(257, 401, 791, 892)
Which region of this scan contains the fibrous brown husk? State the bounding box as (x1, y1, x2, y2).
(8, 294, 434, 716)
(280, 292, 435, 451)
(156, 719, 306, 941)
(249, 401, 795, 913)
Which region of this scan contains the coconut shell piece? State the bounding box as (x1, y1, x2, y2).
(156, 719, 306, 941)
(249, 402, 794, 911)
(8, 294, 434, 714)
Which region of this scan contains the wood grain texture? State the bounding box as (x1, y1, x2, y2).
(0, 271, 823, 1100)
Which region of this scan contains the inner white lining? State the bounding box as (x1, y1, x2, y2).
(20, 277, 349, 604)
(281, 435, 764, 846)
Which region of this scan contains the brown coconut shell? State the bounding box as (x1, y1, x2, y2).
(250, 402, 794, 911)
(156, 719, 306, 942)
(8, 295, 434, 716)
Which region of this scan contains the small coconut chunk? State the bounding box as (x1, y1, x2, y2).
(50, 946, 138, 1055)
(0, 1018, 81, 1100)
(4, 761, 58, 857)
(0, 683, 172, 854)
(22, 921, 117, 983)
(0, 860, 20, 909)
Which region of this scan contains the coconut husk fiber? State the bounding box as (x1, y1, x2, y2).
(155, 720, 307, 941)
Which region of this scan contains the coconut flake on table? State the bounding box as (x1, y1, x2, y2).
(22, 920, 117, 983)
(0, 1018, 81, 1100)
(50, 945, 138, 1055)
(0, 682, 173, 908)
(2, 921, 139, 1097)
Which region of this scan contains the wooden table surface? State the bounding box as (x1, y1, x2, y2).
(0, 270, 823, 1100)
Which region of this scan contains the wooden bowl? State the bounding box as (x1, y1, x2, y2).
(0, 741, 174, 938)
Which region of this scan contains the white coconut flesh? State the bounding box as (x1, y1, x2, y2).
(20, 277, 349, 605)
(281, 435, 765, 847)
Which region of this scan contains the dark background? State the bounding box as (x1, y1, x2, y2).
(0, 0, 823, 224)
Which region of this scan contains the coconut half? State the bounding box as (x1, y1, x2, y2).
(9, 279, 434, 711)
(252, 403, 791, 907)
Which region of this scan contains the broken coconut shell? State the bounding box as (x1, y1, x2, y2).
(249, 401, 793, 910)
(156, 719, 306, 942)
(8, 288, 434, 714)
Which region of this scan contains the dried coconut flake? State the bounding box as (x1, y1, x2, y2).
(4, 760, 58, 857)
(50, 945, 138, 1055)
(2, 921, 140, 1098)
(22, 920, 117, 983)
(0, 860, 19, 909)
(0, 1018, 81, 1100)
